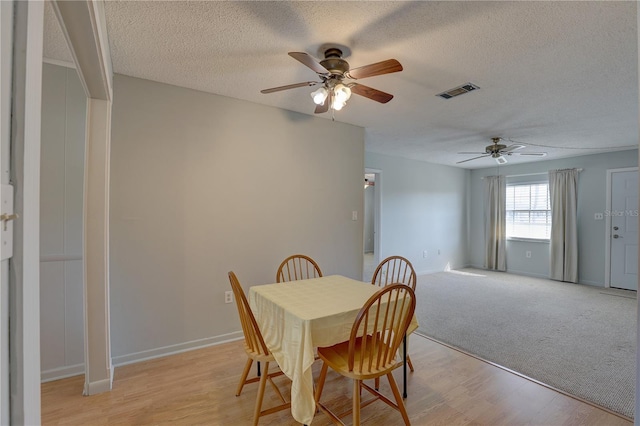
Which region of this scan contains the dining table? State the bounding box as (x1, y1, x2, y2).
(248, 274, 418, 425)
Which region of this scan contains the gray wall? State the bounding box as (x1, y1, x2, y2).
(468, 150, 639, 286)
(365, 152, 469, 275)
(39, 63, 86, 379)
(110, 75, 364, 363)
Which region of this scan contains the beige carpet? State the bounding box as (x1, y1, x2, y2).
(414, 268, 636, 419)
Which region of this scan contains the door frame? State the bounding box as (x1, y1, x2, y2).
(7, 1, 45, 423)
(0, 2, 12, 422)
(364, 168, 382, 268)
(604, 166, 638, 288)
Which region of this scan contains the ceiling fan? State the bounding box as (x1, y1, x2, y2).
(457, 137, 547, 164)
(260, 47, 403, 114)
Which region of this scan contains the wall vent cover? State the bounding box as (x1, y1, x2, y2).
(436, 83, 480, 99)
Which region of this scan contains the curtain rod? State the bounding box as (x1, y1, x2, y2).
(481, 169, 583, 179)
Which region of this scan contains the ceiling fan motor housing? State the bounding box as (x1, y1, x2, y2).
(486, 143, 506, 154)
(320, 48, 349, 76)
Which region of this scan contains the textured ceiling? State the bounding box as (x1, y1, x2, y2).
(43, 1, 639, 169)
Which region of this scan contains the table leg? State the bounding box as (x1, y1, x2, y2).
(257, 361, 261, 377)
(403, 334, 407, 398)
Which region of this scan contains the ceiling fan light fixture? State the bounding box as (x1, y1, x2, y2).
(332, 100, 347, 111)
(310, 86, 329, 105)
(330, 83, 352, 111)
(334, 83, 352, 103)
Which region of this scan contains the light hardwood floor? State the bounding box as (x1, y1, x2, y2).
(42, 335, 632, 425)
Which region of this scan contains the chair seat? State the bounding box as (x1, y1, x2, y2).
(244, 345, 278, 363)
(318, 336, 398, 380)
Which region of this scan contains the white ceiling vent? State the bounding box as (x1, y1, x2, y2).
(436, 83, 480, 99)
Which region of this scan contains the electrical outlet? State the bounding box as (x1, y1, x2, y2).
(526, 251, 532, 258)
(225, 291, 233, 304)
(423, 250, 428, 258)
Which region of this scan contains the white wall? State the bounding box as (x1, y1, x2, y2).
(39, 63, 85, 380)
(109, 75, 364, 363)
(469, 149, 639, 286)
(365, 152, 469, 275)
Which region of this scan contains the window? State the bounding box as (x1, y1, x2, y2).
(506, 182, 551, 240)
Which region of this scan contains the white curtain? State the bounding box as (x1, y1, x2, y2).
(484, 175, 506, 271)
(549, 168, 579, 283)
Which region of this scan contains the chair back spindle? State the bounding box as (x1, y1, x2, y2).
(371, 255, 416, 290)
(276, 254, 323, 283)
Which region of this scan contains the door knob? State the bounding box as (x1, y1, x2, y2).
(0, 213, 17, 231)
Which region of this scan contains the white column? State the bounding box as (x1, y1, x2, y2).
(83, 99, 113, 394)
(51, 0, 113, 395)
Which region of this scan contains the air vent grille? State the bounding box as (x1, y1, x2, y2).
(437, 83, 480, 99)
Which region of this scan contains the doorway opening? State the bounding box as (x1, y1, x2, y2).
(363, 169, 381, 281)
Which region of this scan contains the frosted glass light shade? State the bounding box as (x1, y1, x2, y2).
(310, 87, 329, 105)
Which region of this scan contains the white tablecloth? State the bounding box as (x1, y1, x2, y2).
(249, 275, 418, 425)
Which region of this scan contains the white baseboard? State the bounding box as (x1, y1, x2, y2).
(41, 332, 244, 384)
(83, 377, 111, 395)
(578, 279, 604, 287)
(41, 363, 85, 382)
(111, 331, 244, 367)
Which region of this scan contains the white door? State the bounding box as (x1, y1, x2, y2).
(610, 170, 638, 290)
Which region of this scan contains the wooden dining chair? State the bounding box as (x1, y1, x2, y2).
(314, 284, 417, 425)
(371, 255, 417, 373)
(276, 254, 323, 282)
(228, 272, 291, 425)
(371, 255, 417, 290)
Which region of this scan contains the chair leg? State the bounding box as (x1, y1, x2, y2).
(315, 362, 329, 404)
(407, 354, 414, 372)
(353, 379, 361, 425)
(236, 358, 254, 396)
(386, 372, 411, 426)
(253, 361, 270, 426)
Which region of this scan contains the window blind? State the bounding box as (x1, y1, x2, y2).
(506, 182, 551, 239)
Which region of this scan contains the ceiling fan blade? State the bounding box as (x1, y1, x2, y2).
(457, 152, 486, 155)
(511, 152, 547, 156)
(502, 144, 526, 152)
(346, 59, 403, 80)
(260, 81, 318, 94)
(456, 155, 490, 164)
(288, 52, 329, 74)
(350, 83, 393, 104)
